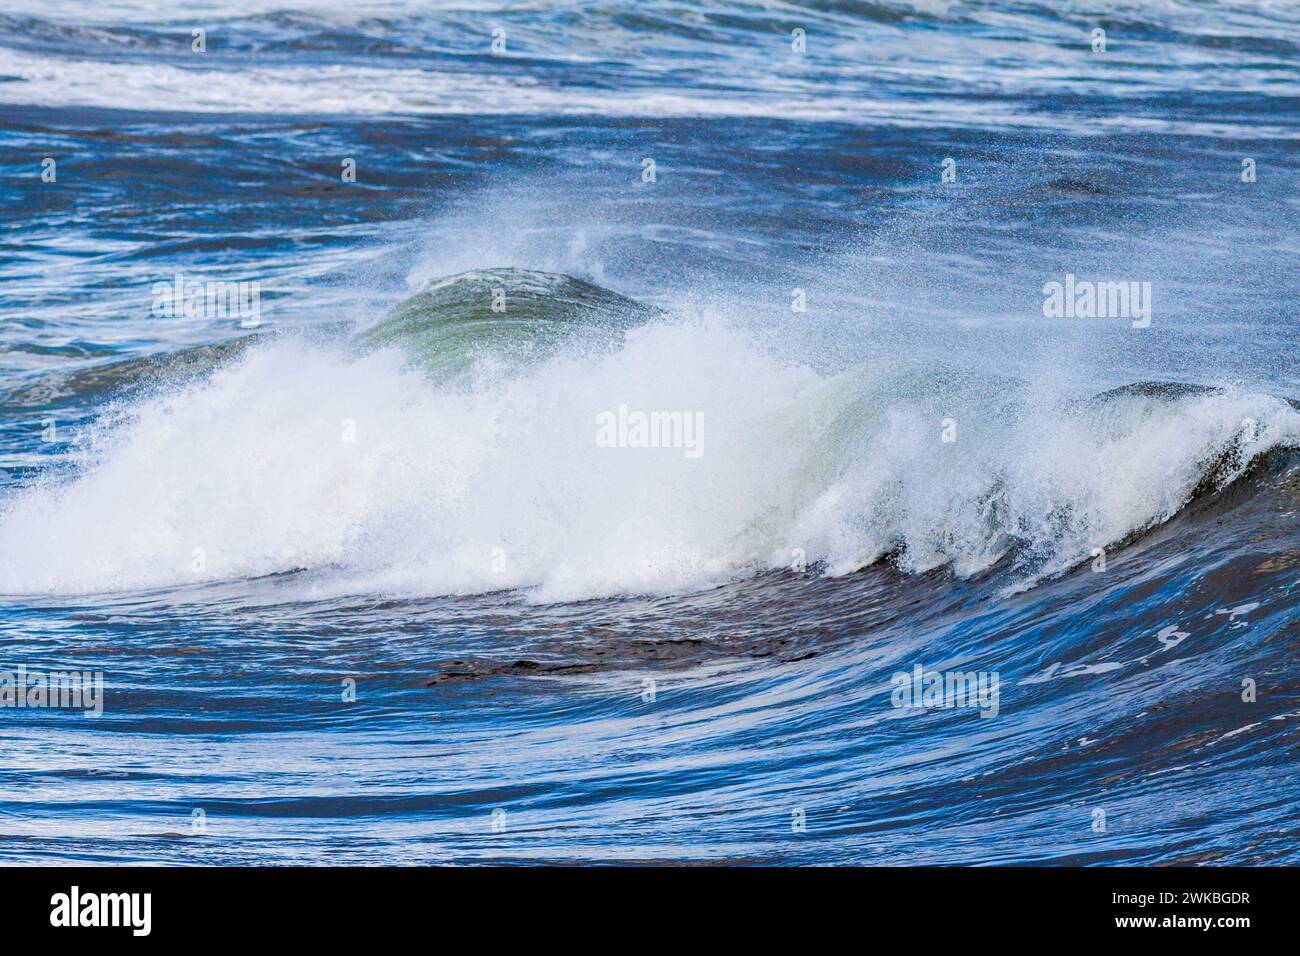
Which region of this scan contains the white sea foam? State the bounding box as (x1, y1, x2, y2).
(0, 45, 990, 126)
(1, 312, 1296, 600)
(1, 43, 1292, 139)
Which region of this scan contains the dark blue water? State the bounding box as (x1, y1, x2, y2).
(1, 1, 1298, 864)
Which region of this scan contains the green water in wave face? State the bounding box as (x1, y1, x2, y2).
(0, 270, 658, 410)
(354, 268, 662, 377)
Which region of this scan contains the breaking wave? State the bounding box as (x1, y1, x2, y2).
(2, 268, 1297, 600)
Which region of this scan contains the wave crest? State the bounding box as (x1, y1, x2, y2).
(1, 272, 1297, 599)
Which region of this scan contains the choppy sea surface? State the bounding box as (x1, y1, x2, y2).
(1, 0, 1298, 864)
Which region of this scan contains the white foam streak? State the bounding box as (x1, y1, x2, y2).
(2, 47, 1291, 138)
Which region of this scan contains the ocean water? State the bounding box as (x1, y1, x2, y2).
(1, 0, 1298, 865)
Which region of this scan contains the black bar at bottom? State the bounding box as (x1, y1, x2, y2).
(0, 866, 1283, 942)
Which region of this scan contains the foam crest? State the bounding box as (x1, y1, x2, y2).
(1, 316, 1296, 599)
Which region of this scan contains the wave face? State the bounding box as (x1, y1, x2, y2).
(3, 1, 1300, 866)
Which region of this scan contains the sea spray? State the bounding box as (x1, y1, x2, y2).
(0, 277, 1296, 600)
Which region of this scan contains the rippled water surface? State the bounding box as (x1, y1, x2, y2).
(1, 1, 1298, 864)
